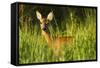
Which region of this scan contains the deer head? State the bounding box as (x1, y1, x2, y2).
(36, 11, 53, 31)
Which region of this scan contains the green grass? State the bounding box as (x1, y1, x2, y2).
(19, 10, 96, 64)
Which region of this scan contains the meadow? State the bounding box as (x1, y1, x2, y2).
(19, 5, 96, 64)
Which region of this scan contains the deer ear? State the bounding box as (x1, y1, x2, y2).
(47, 11, 53, 21)
(36, 11, 42, 20)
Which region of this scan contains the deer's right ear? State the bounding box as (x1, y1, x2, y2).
(47, 11, 53, 21)
(36, 11, 42, 20)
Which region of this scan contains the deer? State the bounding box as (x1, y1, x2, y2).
(36, 11, 74, 56)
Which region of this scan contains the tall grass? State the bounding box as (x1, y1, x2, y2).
(19, 8, 96, 64)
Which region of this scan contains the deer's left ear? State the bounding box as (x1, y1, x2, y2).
(47, 11, 53, 21)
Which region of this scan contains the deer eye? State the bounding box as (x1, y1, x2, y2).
(40, 22, 42, 24)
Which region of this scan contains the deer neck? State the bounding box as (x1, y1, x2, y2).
(42, 30, 52, 46)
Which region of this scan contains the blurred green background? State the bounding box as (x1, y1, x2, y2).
(19, 4, 97, 64)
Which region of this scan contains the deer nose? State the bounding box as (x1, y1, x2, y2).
(42, 24, 47, 31)
(43, 27, 47, 31)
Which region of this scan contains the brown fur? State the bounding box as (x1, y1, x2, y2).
(42, 30, 74, 55)
(36, 11, 74, 55)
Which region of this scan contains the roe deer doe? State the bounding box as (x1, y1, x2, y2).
(36, 11, 74, 55)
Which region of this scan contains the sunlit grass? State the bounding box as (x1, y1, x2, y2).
(19, 10, 96, 64)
